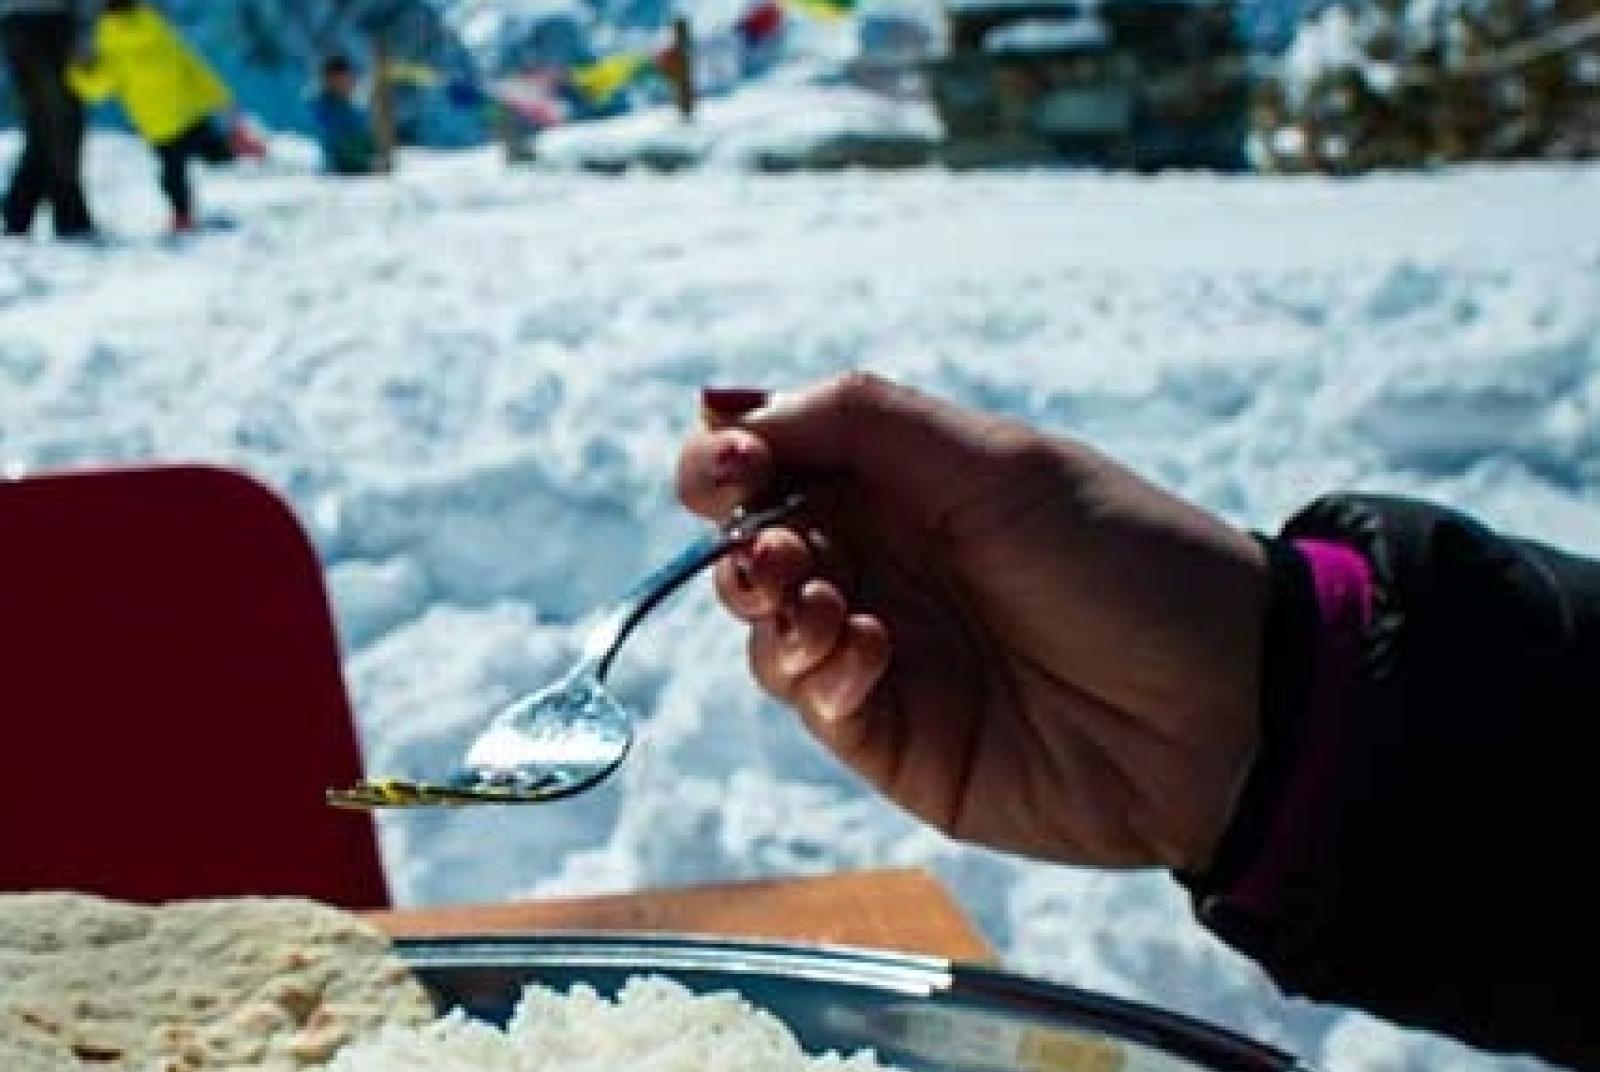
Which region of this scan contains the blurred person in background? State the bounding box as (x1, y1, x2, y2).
(680, 375, 1598, 1069)
(311, 55, 377, 177)
(68, 0, 264, 234)
(1, 0, 96, 239)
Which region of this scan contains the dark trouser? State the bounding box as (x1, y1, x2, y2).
(2, 12, 94, 238)
(154, 118, 234, 220)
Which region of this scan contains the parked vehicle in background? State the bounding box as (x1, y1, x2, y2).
(928, 0, 1250, 170)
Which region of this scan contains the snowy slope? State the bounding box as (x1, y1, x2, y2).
(4, 133, 1600, 1072)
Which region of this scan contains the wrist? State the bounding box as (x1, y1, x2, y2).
(1179, 535, 1372, 907)
(1177, 528, 1270, 874)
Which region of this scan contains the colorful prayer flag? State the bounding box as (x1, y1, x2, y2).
(783, 0, 855, 20)
(380, 60, 445, 88)
(570, 52, 652, 106)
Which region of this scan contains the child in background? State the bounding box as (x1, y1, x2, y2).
(69, 0, 264, 233)
(312, 55, 377, 176)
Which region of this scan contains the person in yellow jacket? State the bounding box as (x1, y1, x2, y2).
(69, 0, 263, 232)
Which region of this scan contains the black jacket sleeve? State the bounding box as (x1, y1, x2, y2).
(1184, 494, 1600, 1069)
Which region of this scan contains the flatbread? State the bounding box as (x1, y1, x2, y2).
(0, 894, 435, 1070)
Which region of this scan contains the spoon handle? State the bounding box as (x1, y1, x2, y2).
(582, 492, 807, 680)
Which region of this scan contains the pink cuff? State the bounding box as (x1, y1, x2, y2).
(1225, 539, 1374, 914)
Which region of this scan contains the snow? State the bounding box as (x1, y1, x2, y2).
(1281, 4, 1359, 76)
(1275, 0, 1483, 105)
(4, 130, 1600, 1072)
(982, 17, 1110, 55)
(534, 82, 941, 169)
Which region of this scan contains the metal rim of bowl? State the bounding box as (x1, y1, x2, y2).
(397, 932, 1318, 1072)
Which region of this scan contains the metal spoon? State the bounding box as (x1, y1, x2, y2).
(328, 493, 806, 809)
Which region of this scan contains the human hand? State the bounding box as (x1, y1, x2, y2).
(677, 375, 1268, 872)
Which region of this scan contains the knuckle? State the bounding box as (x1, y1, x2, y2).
(757, 526, 805, 568)
(988, 424, 1065, 487)
(827, 370, 894, 417)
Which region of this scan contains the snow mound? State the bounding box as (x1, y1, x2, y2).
(534, 82, 941, 171)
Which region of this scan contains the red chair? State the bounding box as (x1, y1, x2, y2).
(0, 465, 389, 907)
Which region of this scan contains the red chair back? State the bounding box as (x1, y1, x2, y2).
(0, 466, 389, 907)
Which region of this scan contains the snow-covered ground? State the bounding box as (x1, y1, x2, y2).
(533, 82, 941, 170)
(4, 133, 1599, 1072)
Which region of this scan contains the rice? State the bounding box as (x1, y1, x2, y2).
(327, 975, 899, 1072)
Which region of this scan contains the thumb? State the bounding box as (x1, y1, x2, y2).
(734, 373, 999, 524)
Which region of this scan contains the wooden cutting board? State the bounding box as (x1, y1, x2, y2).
(367, 867, 994, 962)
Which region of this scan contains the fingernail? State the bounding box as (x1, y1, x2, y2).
(711, 441, 751, 487)
(702, 387, 769, 427)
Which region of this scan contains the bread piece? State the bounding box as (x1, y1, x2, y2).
(0, 894, 434, 1070)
